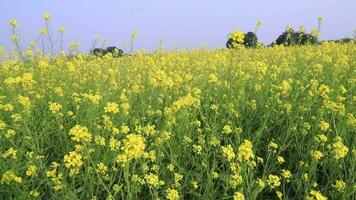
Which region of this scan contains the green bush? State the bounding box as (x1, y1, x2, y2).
(274, 28, 318, 46)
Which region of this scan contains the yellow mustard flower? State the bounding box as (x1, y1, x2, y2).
(69, 125, 92, 143)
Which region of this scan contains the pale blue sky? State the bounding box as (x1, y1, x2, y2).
(0, 0, 355, 52)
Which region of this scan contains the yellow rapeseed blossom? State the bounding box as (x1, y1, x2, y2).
(233, 191, 245, 200)
(96, 163, 108, 174)
(222, 145, 235, 161)
(0, 120, 6, 130)
(117, 134, 145, 164)
(39, 27, 48, 35)
(332, 137, 348, 159)
(11, 35, 20, 42)
(314, 134, 328, 143)
(281, 169, 292, 182)
(104, 102, 119, 114)
(109, 137, 120, 151)
(346, 113, 356, 128)
(319, 121, 330, 132)
(9, 19, 19, 29)
(193, 144, 202, 155)
(191, 180, 198, 189)
(174, 173, 183, 186)
(122, 134, 145, 158)
(69, 125, 92, 143)
(1, 170, 22, 184)
(82, 93, 101, 104)
(228, 30, 245, 48)
(42, 12, 52, 21)
(257, 178, 265, 188)
(46, 162, 63, 190)
(26, 165, 38, 177)
(212, 171, 219, 179)
(238, 140, 255, 162)
(94, 135, 106, 146)
(310, 150, 324, 160)
(208, 73, 219, 84)
(17, 95, 31, 110)
(59, 26, 66, 33)
(276, 191, 283, 199)
(268, 140, 278, 151)
(332, 180, 346, 192)
(277, 156, 285, 164)
(63, 151, 83, 176)
(229, 173, 243, 188)
(166, 188, 179, 200)
(2, 147, 17, 159)
(29, 190, 40, 197)
(267, 175, 281, 189)
(5, 129, 16, 138)
(222, 125, 233, 134)
(306, 190, 328, 200)
(166, 93, 200, 115)
(144, 173, 164, 188)
(49, 102, 62, 114)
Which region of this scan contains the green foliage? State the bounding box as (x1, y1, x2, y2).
(92, 47, 124, 57)
(274, 28, 318, 46)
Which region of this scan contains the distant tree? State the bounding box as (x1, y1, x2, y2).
(274, 27, 318, 46)
(299, 32, 318, 45)
(339, 38, 353, 43)
(92, 48, 106, 56)
(321, 38, 354, 43)
(226, 38, 234, 49)
(226, 30, 260, 49)
(105, 46, 124, 57)
(244, 32, 258, 48)
(91, 47, 124, 57)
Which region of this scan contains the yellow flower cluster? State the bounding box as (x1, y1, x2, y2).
(2, 147, 17, 159)
(0, 120, 6, 130)
(228, 30, 245, 48)
(319, 121, 330, 132)
(42, 12, 52, 21)
(332, 180, 345, 192)
(69, 125, 92, 143)
(238, 140, 255, 162)
(49, 102, 62, 114)
(96, 163, 108, 174)
(166, 93, 200, 115)
(63, 151, 83, 176)
(26, 165, 37, 177)
(166, 188, 179, 200)
(310, 150, 324, 160)
(332, 137, 348, 159)
(144, 173, 164, 188)
(46, 162, 64, 190)
(233, 191, 245, 200)
(104, 102, 119, 114)
(306, 190, 328, 200)
(222, 124, 233, 134)
(1, 170, 22, 184)
(267, 174, 281, 189)
(17, 95, 31, 110)
(280, 170, 292, 184)
(222, 145, 235, 161)
(117, 134, 146, 164)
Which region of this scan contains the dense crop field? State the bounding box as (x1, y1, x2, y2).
(0, 43, 355, 200)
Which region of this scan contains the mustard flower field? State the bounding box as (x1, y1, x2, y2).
(0, 43, 355, 200)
